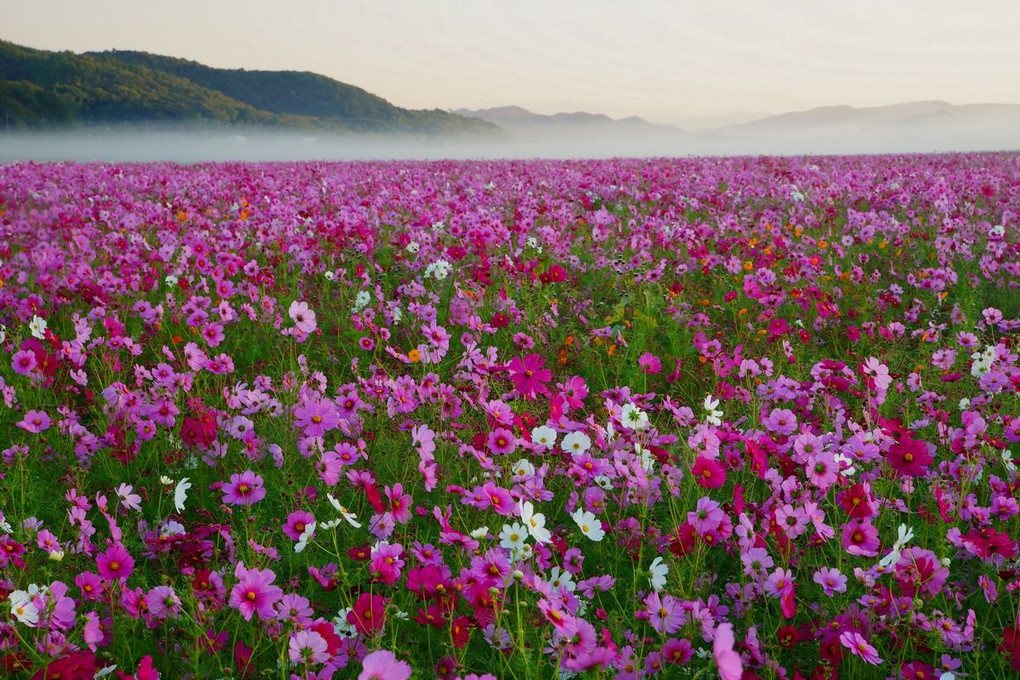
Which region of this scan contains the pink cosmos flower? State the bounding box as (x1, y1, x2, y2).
(17, 409, 51, 433)
(861, 357, 892, 391)
(839, 630, 883, 664)
(294, 398, 339, 438)
(146, 584, 182, 619)
(639, 352, 662, 374)
(385, 483, 412, 524)
(688, 496, 725, 534)
(202, 322, 225, 347)
(763, 567, 795, 599)
(288, 629, 329, 665)
(289, 300, 317, 334)
(229, 562, 282, 622)
(480, 482, 515, 516)
(358, 649, 411, 680)
(763, 408, 798, 436)
(644, 591, 682, 635)
(842, 519, 880, 557)
(283, 510, 316, 541)
(713, 622, 743, 680)
(487, 427, 517, 456)
(813, 567, 847, 596)
(692, 456, 727, 489)
(348, 592, 388, 637)
(887, 437, 933, 477)
(96, 543, 135, 583)
(507, 353, 552, 400)
(370, 542, 405, 585)
(222, 470, 266, 506)
(11, 349, 37, 375)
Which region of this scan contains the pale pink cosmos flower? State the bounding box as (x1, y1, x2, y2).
(288, 629, 329, 665)
(713, 622, 743, 680)
(839, 630, 883, 664)
(289, 300, 317, 334)
(812, 567, 847, 596)
(358, 649, 411, 680)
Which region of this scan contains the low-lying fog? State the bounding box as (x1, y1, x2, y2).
(3, 123, 1020, 163)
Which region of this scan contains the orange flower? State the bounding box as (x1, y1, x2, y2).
(407, 348, 421, 363)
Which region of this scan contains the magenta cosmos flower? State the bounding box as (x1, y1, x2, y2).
(229, 562, 283, 622)
(507, 353, 552, 400)
(96, 543, 135, 583)
(11, 349, 37, 376)
(222, 470, 266, 506)
(358, 649, 411, 680)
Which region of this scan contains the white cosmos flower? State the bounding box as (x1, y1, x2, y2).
(512, 459, 536, 480)
(326, 493, 362, 528)
(29, 315, 47, 340)
(499, 522, 528, 553)
(295, 521, 317, 553)
(833, 453, 857, 477)
(649, 556, 669, 591)
(165, 275, 179, 287)
(621, 403, 648, 431)
(877, 523, 915, 569)
(518, 500, 550, 544)
(546, 566, 576, 592)
(173, 478, 191, 513)
(638, 445, 656, 472)
(703, 395, 723, 426)
(570, 508, 605, 542)
(530, 425, 558, 449)
(8, 589, 39, 626)
(561, 431, 591, 458)
(333, 609, 359, 638)
(470, 526, 490, 540)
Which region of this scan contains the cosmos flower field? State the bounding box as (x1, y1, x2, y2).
(1, 153, 1019, 680)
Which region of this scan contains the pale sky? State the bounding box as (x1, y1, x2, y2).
(4, 0, 1020, 125)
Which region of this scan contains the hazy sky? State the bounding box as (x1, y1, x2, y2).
(5, 0, 1020, 124)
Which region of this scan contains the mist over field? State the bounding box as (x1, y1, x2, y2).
(4, 117, 1020, 163)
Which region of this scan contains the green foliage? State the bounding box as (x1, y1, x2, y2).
(0, 40, 502, 136)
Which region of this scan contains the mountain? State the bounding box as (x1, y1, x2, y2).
(0, 40, 500, 136)
(702, 100, 1020, 154)
(725, 100, 1020, 135)
(673, 111, 766, 131)
(455, 106, 679, 138)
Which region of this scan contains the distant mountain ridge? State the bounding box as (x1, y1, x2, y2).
(0, 40, 500, 136)
(455, 105, 680, 137)
(724, 100, 1020, 134)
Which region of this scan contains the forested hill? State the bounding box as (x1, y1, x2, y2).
(0, 40, 501, 136)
